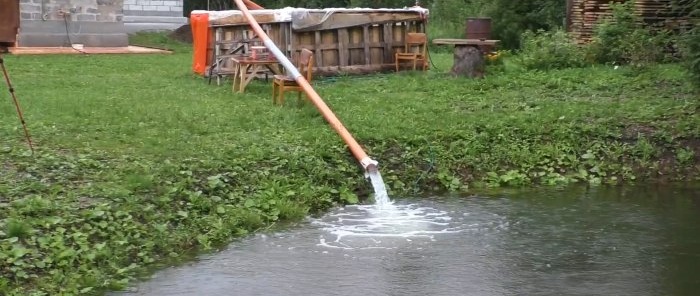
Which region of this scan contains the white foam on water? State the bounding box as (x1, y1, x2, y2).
(311, 203, 463, 250)
(312, 168, 463, 250)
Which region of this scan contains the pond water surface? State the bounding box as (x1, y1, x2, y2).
(117, 184, 700, 296)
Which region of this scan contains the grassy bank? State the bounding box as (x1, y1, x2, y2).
(1, 34, 698, 294)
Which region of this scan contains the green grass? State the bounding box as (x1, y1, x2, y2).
(1, 33, 699, 295)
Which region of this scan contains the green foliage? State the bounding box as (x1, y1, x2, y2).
(590, 2, 669, 67)
(679, 0, 700, 87)
(684, 30, 700, 87)
(676, 147, 695, 165)
(4, 219, 32, 239)
(427, 0, 492, 41)
(428, 0, 566, 49)
(485, 0, 566, 49)
(518, 29, 588, 70)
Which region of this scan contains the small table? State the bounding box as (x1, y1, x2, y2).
(231, 54, 282, 93)
(432, 39, 500, 78)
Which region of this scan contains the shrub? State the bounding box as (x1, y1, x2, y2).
(487, 0, 566, 49)
(680, 0, 700, 87)
(589, 2, 669, 67)
(517, 29, 588, 70)
(424, 0, 567, 49)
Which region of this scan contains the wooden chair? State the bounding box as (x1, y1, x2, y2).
(395, 32, 428, 72)
(272, 48, 314, 106)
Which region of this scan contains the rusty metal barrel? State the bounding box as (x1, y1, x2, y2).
(465, 17, 492, 39)
(465, 17, 493, 53)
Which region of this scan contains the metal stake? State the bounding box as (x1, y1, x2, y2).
(0, 53, 35, 154)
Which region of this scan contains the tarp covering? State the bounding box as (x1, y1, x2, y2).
(194, 7, 429, 30)
(289, 7, 429, 30)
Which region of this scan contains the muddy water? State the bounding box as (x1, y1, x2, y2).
(117, 184, 700, 296)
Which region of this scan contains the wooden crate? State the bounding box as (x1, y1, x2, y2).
(204, 8, 428, 76)
(0, 0, 19, 46)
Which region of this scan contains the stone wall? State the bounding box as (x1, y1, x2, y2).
(18, 0, 128, 47)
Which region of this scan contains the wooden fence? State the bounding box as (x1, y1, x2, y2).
(205, 9, 428, 76)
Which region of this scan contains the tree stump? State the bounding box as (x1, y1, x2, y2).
(451, 45, 484, 78)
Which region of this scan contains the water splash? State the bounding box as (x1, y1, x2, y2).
(367, 170, 391, 207)
(310, 167, 464, 250)
(311, 203, 463, 250)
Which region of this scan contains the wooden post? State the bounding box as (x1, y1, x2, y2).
(382, 24, 393, 64)
(314, 31, 322, 67)
(451, 45, 484, 78)
(362, 25, 371, 65)
(338, 29, 349, 67)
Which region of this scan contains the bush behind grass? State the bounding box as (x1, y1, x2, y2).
(681, 0, 700, 87)
(0, 33, 699, 294)
(589, 2, 673, 68)
(516, 2, 684, 72)
(517, 29, 588, 71)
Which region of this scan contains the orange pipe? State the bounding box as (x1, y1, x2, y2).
(232, 0, 378, 172)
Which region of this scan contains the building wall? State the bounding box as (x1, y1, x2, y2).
(16, 0, 187, 47)
(20, 0, 124, 22)
(123, 0, 187, 33)
(18, 0, 128, 47)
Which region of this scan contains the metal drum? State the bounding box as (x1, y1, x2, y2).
(465, 17, 493, 53)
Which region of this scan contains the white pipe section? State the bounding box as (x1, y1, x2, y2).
(262, 38, 301, 78)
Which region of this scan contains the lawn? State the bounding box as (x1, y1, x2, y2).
(1, 34, 698, 294)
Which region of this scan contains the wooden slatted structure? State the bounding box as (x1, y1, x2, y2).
(567, 0, 695, 43)
(202, 8, 428, 76)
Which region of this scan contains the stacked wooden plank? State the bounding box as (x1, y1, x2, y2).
(568, 0, 695, 44)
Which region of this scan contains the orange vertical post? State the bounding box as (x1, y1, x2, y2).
(190, 12, 210, 75)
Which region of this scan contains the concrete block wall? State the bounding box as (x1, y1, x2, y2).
(123, 0, 187, 33)
(19, 0, 123, 22)
(123, 0, 182, 15)
(18, 0, 128, 47)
